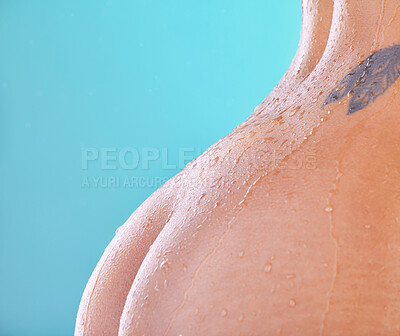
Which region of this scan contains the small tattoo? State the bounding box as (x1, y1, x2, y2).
(324, 44, 400, 114)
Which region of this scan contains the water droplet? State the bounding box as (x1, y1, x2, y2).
(183, 264, 188, 272)
(164, 279, 168, 289)
(210, 156, 219, 167)
(286, 274, 296, 280)
(289, 106, 301, 117)
(365, 224, 371, 229)
(289, 299, 296, 308)
(238, 313, 245, 321)
(325, 206, 333, 213)
(160, 260, 170, 272)
(264, 263, 272, 273)
(238, 250, 245, 258)
(221, 308, 228, 317)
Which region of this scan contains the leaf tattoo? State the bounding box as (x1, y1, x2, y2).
(323, 44, 400, 114)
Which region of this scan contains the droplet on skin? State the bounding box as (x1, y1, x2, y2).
(210, 156, 220, 167)
(264, 263, 272, 273)
(238, 250, 245, 258)
(325, 206, 333, 213)
(289, 106, 301, 117)
(286, 274, 296, 280)
(221, 308, 228, 317)
(289, 299, 296, 308)
(238, 313, 245, 321)
(160, 260, 170, 272)
(164, 279, 168, 289)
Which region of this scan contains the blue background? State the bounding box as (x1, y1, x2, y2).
(0, 1, 300, 335)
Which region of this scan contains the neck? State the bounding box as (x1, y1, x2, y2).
(294, 0, 333, 78)
(250, 0, 333, 119)
(288, 0, 333, 80)
(321, 0, 400, 67)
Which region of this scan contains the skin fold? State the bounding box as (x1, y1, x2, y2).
(76, 0, 400, 334)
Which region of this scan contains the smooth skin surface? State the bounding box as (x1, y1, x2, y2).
(77, 0, 400, 335)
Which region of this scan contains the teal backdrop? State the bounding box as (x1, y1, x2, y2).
(0, 1, 300, 335)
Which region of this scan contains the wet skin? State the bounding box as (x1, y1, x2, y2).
(75, 1, 334, 335)
(76, 0, 400, 335)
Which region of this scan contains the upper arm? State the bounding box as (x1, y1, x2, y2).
(75, 181, 179, 336)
